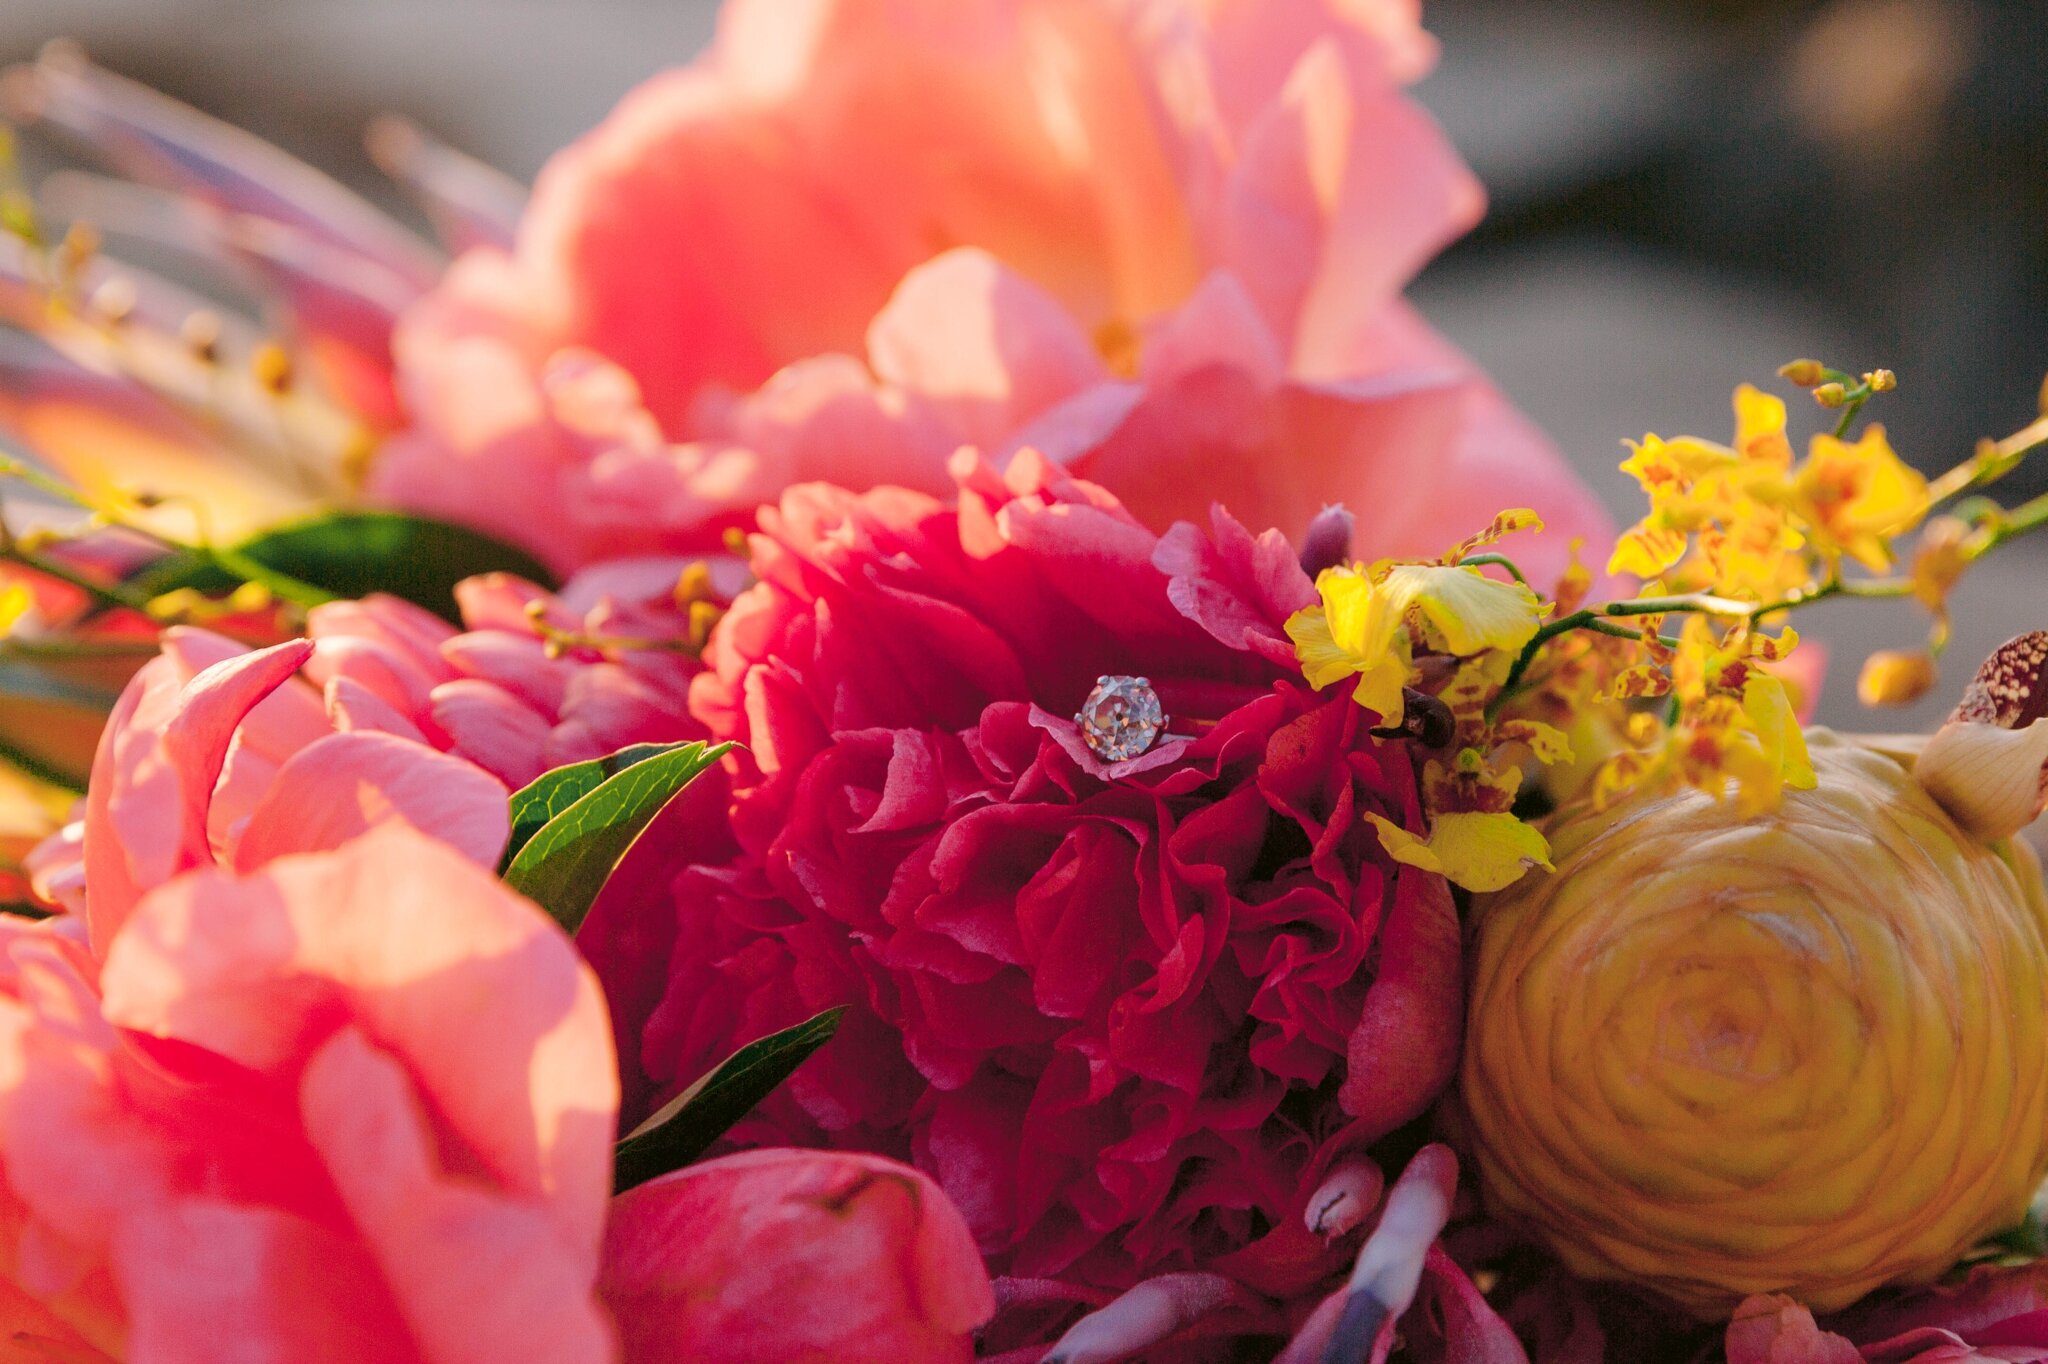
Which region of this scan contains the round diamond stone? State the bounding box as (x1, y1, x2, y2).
(1076, 675, 1166, 762)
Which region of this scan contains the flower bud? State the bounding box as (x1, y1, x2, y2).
(1459, 732, 2048, 1317)
(1856, 649, 1937, 707)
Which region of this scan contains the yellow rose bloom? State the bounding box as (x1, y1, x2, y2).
(1458, 732, 2048, 1317)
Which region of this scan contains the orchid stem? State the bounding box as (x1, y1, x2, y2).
(1456, 553, 1528, 585)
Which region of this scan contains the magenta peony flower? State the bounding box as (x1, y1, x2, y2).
(603, 1148, 995, 1364)
(0, 825, 618, 1362)
(582, 451, 1469, 1349)
(370, 0, 1610, 578)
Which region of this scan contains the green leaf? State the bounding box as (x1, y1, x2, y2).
(502, 741, 730, 934)
(501, 743, 690, 871)
(613, 1009, 843, 1193)
(131, 511, 558, 624)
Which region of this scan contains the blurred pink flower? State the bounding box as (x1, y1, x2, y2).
(0, 825, 618, 1362)
(0, 48, 511, 533)
(371, 0, 1610, 578)
(603, 1148, 995, 1364)
(584, 452, 1464, 1351)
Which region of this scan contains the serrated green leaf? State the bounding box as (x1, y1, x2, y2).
(501, 743, 689, 871)
(131, 511, 558, 624)
(502, 741, 730, 934)
(613, 1008, 843, 1193)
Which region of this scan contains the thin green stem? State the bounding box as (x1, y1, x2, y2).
(1456, 553, 1528, 585)
(1973, 489, 2048, 557)
(0, 637, 162, 661)
(1832, 395, 1868, 439)
(1926, 414, 2048, 507)
(1, 546, 153, 615)
(196, 545, 335, 610)
(1492, 592, 1798, 721)
(0, 459, 333, 612)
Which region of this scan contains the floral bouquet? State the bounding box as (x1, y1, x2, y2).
(0, 3, 2045, 1362)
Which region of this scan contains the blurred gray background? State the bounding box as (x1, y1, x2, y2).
(2, 0, 2044, 737)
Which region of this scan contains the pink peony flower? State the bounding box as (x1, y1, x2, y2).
(583, 451, 1469, 1349)
(36, 564, 706, 926)
(12, 577, 993, 1363)
(0, 824, 618, 1362)
(370, 0, 1610, 578)
(603, 1147, 995, 1364)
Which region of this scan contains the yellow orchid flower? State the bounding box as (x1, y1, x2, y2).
(1286, 561, 1546, 725)
(1791, 424, 1931, 570)
(1379, 563, 1546, 657)
(1285, 566, 1412, 722)
(1609, 386, 1819, 598)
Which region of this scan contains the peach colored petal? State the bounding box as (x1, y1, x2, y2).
(297, 1029, 616, 1364)
(227, 731, 510, 872)
(516, 0, 1195, 432)
(323, 674, 431, 744)
(428, 679, 555, 788)
(725, 353, 955, 497)
(1138, 270, 1288, 392)
(112, 1201, 411, 1363)
(99, 825, 617, 1260)
(83, 637, 315, 950)
(866, 249, 1108, 451)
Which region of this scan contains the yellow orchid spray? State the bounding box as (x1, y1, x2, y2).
(1289, 360, 2048, 894)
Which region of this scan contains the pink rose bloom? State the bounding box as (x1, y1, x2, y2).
(371, 0, 1610, 578)
(583, 451, 1469, 1352)
(603, 1148, 995, 1364)
(0, 825, 618, 1362)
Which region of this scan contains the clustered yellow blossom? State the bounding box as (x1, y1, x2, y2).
(1610, 383, 1929, 593)
(1591, 614, 1815, 818)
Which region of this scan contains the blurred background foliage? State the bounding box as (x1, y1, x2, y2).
(1, 0, 2043, 729)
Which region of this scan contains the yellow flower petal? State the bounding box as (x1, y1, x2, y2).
(1608, 521, 1688, 579)
(1288, 569, 1415, 723)
(1742, 672, 1817, 794)
(1494, 719, 1576, 767)
(1351, 657, 1410, 724)
(1368, 810, 1553, 893)
(1796, 424, 1931, 570)
(1380, 564, 1545, 658)
(0, 585, 31, 637)
(1285, 605, 1357, 692)
(1733, 383, 1793, 470)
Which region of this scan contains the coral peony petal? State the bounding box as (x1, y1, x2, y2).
(228, 730, 509, 871)
(99, 825, 616, 1259)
